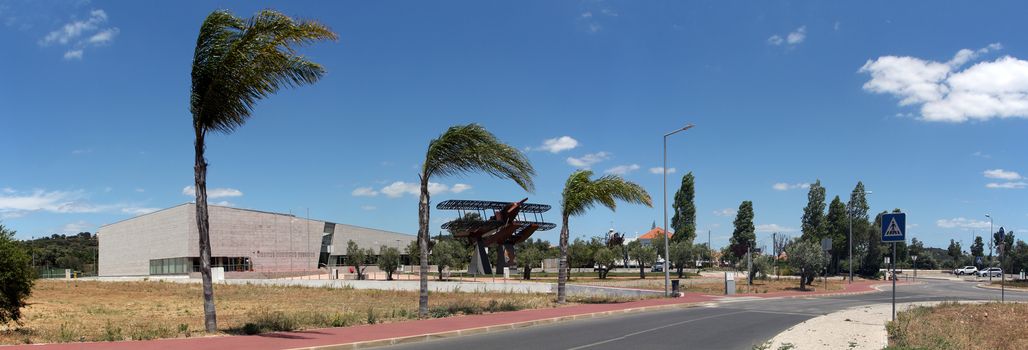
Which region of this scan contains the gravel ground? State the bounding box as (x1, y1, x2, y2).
(764, 302, 952, 350)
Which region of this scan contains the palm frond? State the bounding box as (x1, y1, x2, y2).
(423, 124, 535, 192)
(561, 170, 652, 217)
(190, 9, 338, 134)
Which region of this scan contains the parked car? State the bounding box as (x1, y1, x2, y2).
(953, 266, 978, 275)
(977, 267, 1003, 278)
(651, 264, 665, 272)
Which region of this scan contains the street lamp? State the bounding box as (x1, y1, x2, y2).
(986, 214, 993, 282)
(847, 190, 871, 283)
(663, 123, 694, 297)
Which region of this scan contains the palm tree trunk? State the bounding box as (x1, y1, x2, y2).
(193, 128, 217, 333)
(557, 215, 570, 304)
(417, 174, 431, 318)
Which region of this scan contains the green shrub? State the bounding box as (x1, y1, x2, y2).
(0, 225, 34, 325)
(100, 321, 123, 341)
(243, 308, 297, 334)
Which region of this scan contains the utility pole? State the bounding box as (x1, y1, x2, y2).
(772, 232, 777, 279)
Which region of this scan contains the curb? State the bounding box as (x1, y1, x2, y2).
(974, 283, 1028, 293)
(285, 302, 703, 350)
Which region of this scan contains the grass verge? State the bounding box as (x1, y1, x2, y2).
(0, 280, 638, 345)
(886, 302, 1028, 350)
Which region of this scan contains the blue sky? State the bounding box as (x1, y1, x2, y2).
(2, 1, 1026, 251)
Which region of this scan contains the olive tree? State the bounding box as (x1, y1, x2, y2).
(377, 246, 401, 280)
(516, 245, 544, 280)
(786, 239, 828, 290)
(593, 247, 617, 279)
(345, 240, 372, 280)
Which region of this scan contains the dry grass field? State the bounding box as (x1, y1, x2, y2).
(887, 302, 1028, 350)
(0, 280, 608, 345)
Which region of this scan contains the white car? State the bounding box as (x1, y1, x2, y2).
(977, 267, 1002, 278)
(953, 266, 978, 275)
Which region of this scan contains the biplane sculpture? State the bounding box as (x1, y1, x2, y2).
(438, 198, 555, 274)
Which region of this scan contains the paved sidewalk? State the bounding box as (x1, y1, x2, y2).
(2, 280, 887, 350)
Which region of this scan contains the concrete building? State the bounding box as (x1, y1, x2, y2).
(98, 203, 415, 277)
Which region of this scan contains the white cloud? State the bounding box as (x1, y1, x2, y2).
(648, 167, 676, 175)
(834, 21, 841, 31)
(40, 9, 107, 46)
(134, 188, 145, 193)
(211, 201, 235, 207)
(786, 26, 806, 44)
(121, 207, 158, 215)
(577, 3, 618, 34)
(986, 182, 1027, 189)
(87, 27, 118, 45)
(566, 152, 610, 168)
(39, 9, 119, 59)
(756, 224, 797, 233)
(768, 26, 806, 46)
(379, 181, 470, 198)
(859, 43, 1028, 122)
(351, 187, 379, 197)
(972, 151, 991, 158)
(361, 205, 377, 211)
(0, 189, 103, 214)
(984, 169, 1022, 180)
(533, 136, 579, 153)
(713, 208, 737, 217)
(604, 164, 639, 175)
(772, 182, 810, 191)
(936, 217, 991, 229)
(59, 220, 93, 234)
(182, 185, 243, 199)
(450, 183, 472, 193)
(63, 50, 83, 60)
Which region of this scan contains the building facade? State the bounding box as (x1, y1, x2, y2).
(98, 203, 415, 277)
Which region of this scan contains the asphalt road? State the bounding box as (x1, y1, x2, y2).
(380, 279, 1028, 350)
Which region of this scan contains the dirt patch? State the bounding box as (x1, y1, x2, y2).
(0, 280, 594, 345)
(888, 302, 1028, 350)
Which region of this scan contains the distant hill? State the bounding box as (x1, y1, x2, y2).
(21, 232, 98, 275)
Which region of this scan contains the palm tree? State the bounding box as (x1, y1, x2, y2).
(418, 124, 535, 317)
(189, 10, 336, 332)
(557, 170, 652, 303)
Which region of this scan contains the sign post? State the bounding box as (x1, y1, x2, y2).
(881, 212, 906, 322)
(912, 255, 918, 282)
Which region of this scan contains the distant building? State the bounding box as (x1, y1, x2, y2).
(98, 203, 415, 277)
(636, 227, 673, 247)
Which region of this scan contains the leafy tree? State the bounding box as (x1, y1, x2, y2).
(859, 211, 886, 277)
(971, 236, 985, 262)
(947, 239, 962, 266)
(824, 196, 847, 274)
(847, 182, 871, 275)
(671, 172, 696, 244)
(416, 124, 535, 317)
(377, 246, 401, 280)
(430, 239, 465, 281)
(346, 241, 371, 280)
(593, 247, 617, 279)
(556, 170, 652, 303)
(405, 240, 421, 265)
(1006, 240, 1028, 276)
(786, 239, 828, 290)
(568, 238, 594, 269)
(0, 224, 33, 325)
(728, 201, 755, 259)
(669, 240, 693, 278)
(188, 9, 336, 332)
(630, 243, 657, 279)
(516, 245, 543, 280)
(801, 180, 827, 241)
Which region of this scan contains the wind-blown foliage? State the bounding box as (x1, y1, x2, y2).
(417, 124, 535, 318)
(189, 9, 336, 332)
(0, 224, 33, 325)
(557, 170, 652, 303)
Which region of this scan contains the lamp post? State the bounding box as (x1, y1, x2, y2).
(847, 190, 871, 283)
(986, 214, 993, 282)
(663, 123, 694, 297)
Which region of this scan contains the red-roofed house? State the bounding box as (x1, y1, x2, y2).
(637, 227, 672, 247)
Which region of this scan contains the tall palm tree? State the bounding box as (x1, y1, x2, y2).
(189, 10, 336, 332)
(557, 170, 652, 303)
(418, 124, 535, 317)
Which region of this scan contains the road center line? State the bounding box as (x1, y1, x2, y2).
(566, 310, 751, 350)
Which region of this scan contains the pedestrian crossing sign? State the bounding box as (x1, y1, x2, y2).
(881, 213, 906, 242)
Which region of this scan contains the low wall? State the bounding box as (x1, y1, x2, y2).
(82, 276, 664, 298)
